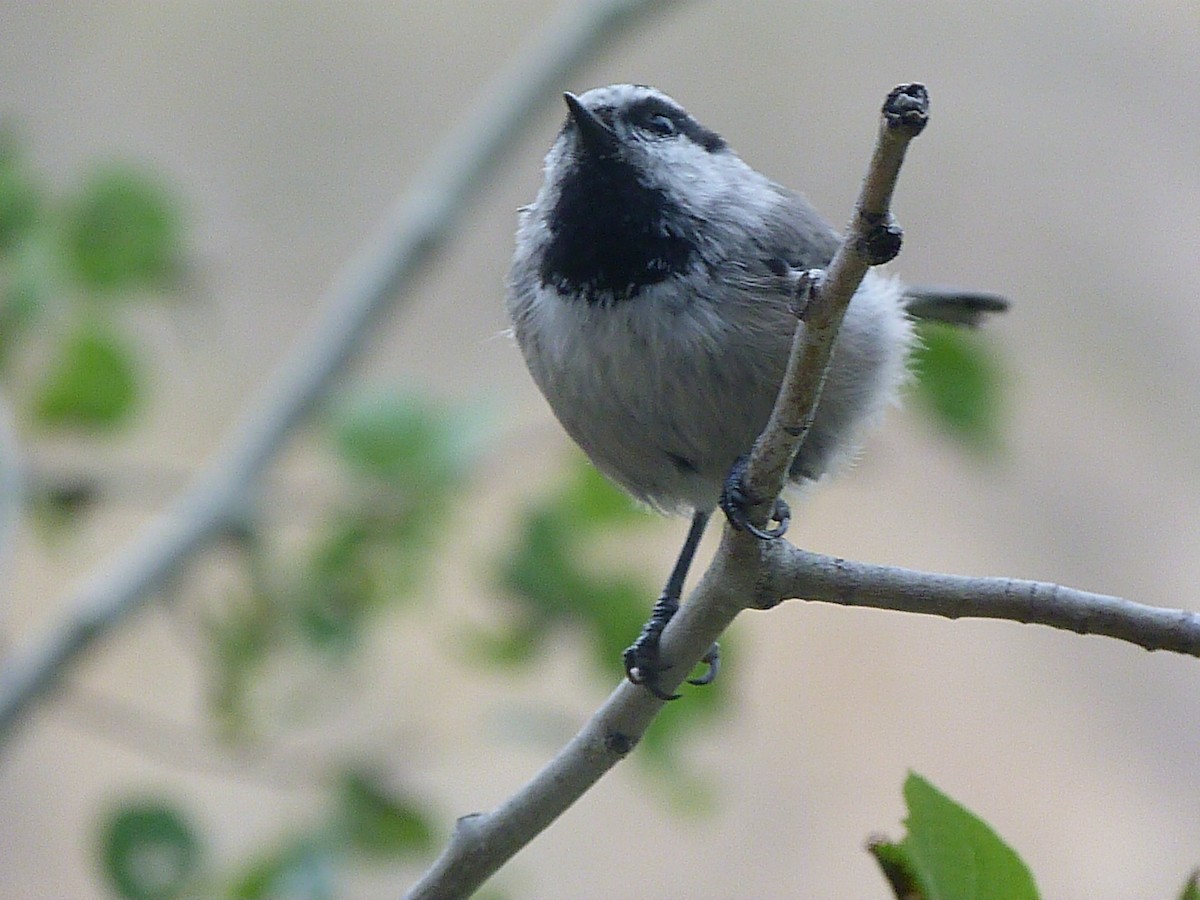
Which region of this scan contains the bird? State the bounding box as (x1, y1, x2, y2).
(506, 84, 1005, 698)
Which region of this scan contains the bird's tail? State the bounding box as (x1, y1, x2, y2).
(902, 286, 1009, 327)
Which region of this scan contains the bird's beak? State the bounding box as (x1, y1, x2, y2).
(563, 92, 618, 155)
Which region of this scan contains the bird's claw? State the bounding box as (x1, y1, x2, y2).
(720, 455, 791, 539)
(688, 642, 721, 686)
(624, 635, 721, 700)
(624, 634, 681, 701)
(623, 587, 723, 700)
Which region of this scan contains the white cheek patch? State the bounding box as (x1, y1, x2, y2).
(638, 141, 779, 226)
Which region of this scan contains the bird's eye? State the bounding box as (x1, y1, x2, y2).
(640, 113, 677, 137)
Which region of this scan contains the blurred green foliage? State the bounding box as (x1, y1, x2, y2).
(489, 461, 652, 667)
(63, 165, 182, 293)
(489, 460, 728, 773)
(225, 771, 433, 900)
(0, 132, 41, 253)
(34, 323, 139, 427)
(99, 802, 201, 900)
(333, 388, 488, 493)
(98, 773, 434, 900)
(911, 321, 1006, 453)
(336, 769, 436, 860)
(230, 838, 335, 900)
(1181, 871, 1200, 900)
(0, 129, 183, 432)
(0, 131, 47, 364)
(205, 391, 489, 738)
(870, 772, 1039, 900)
(0, 121, 1022, 898)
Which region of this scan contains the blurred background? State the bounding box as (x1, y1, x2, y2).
(1, 1, 1198, 897)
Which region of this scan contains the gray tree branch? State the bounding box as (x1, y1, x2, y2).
(759, 542, 1200, 656)
(0, 0, 677, 746)
(741, 83, 928, 522)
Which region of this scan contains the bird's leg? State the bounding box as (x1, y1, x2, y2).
(719, 454, 791, 539)
(623, 509, 717, 700)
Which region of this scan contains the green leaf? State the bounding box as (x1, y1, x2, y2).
(336, 770, 435, 859)
(98, 802, 201, 900)
(492, 452, 729, 772)
(205, 591, 278, 739)
(0, 132, 41, 253)
(331, 390, 487, 492)
(872, 772, 1039, 900)
(296, 521, 375, 652)
(34, 323, 139, 428)
(463, 616, 549, 666)
(1, 241, 48, 325)
(0, 227, 60, 368)
(911, 322, 1004, 452)
(559, 461, 648, 529)
(230, 839, 334, 900)
(869, 836, 926, 899)
(296, 506, 443, 653)
(496, 459, 662, 665)
(63, 165, 182, 292)
(1179, 870, 1200, 900)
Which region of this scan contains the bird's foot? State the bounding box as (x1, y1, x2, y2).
(623, 595, 720, 700)
(719, 455, 791, 539)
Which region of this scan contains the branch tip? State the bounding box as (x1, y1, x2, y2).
(883, 83, 930, 134)
(737, 82, 926, 509)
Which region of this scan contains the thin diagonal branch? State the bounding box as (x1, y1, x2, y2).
(402, 532, 761, 900)
(758, 543, 1200, 656)
(741, 84, 929, 520)
(0, 0, 676, 747)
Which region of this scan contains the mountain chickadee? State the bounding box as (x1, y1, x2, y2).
(506, 84, 1004, 698)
